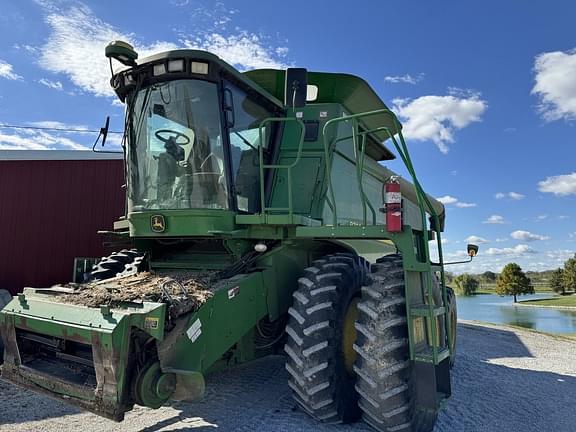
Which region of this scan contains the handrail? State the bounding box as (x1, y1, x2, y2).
(258, 117, 305, 217)
(321, 109, 399, 226)
(320, 108, 451, 360)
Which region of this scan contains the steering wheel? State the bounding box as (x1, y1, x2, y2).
(154, 129, 190, 146)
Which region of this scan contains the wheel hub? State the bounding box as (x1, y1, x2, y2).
(134, 361, 176, 409)
(342, 297, 359, 375)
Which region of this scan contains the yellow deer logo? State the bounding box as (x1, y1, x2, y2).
(151, 215, 166, 233)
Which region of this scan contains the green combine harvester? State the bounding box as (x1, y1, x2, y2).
(0, 41, 478, 432)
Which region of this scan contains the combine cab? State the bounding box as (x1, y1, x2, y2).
(0, 41, 476, 431)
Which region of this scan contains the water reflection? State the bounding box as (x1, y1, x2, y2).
(456, 293, 576, 335)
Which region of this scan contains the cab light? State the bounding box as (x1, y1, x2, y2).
(153, 63, 167, 76)
(191, 62, 209, 74)
(168, 59, 184, 72)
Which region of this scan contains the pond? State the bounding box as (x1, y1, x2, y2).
(456, 293, 576, 335)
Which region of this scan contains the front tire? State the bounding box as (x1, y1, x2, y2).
(353, 255, 435, 432)
(85, 249, 143, 282)
(284, 253, 367, 423)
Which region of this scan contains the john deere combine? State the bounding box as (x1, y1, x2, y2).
(0, 41, 476, 432)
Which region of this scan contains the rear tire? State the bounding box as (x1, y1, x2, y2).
(0, 289, 12, 363)
(284, 253, 367, 423)
(353, 255, 435, 432)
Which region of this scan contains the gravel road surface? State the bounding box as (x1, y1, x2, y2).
(1, 321, 575, 432)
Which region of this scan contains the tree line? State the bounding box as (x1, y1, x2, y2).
(549, 254, 576, 295)
(444, 253, 576, 302)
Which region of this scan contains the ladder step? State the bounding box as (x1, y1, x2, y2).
(414, 347, 450, 364)
(409, 304, 446, 317)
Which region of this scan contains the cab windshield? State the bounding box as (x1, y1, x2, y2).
(127, 79, 228, 211)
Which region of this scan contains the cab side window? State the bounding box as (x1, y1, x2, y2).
(225, 82, 272, 213)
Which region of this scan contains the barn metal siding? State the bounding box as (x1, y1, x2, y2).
(0, 159, 125, 294)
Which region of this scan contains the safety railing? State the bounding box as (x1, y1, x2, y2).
(321, 108, 451, 364)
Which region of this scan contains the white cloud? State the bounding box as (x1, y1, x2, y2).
(508, 192, 525, 200)
(183, 32, 290, 70)
(38, 5, 182, 98)
(0, 120, 102, 150)
(36, 3, 289, 98)
(384, 73, 424, 85)
(542, 249, 575, 266)
(466, 235, 489, 244)
(436, 195, 477, 208)
(536, 215, 548, 221)
(0, 59, 23, 80)
(538, 173, 576, 196)
(393, 93, 487, 153)
(437, 195, 458, 205)
(38, 78, 63, 90)
(510, 230, 549, 242)
(455, 202, 477, 208)
(485, 244, 536, 256)
(532, 48, 576, 121)
(28, 120, 89, 130)
(484, 214, 505, 224)
(495, 191, 525, 200)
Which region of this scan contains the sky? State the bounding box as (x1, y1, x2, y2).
(0, 0, 574, 274)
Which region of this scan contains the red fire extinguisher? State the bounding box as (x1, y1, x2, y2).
(384, 177, 403, 233)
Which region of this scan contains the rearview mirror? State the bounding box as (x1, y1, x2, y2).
(444, 244, 479, 266)
(467, 244, 479, 257)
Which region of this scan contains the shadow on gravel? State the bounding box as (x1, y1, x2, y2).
(2, 324, 575, 432)
(0, 378, 81, 425)
(457, 323, 534, 360)
(139, 355, 374, 432)
(437, 324, 576, 432)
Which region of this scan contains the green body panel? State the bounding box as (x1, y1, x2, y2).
(158, 272, 268, 373)
(130, 209, 237, 238)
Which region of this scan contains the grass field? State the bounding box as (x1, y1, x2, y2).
(520, 295, 576, 308)
(475, 283, 552, 293)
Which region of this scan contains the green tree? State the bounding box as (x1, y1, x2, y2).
(496, 263, 534, 302)
(453, 274, 479, 296)
(550, 268, 565, 295)
(563, 254, 576, 293)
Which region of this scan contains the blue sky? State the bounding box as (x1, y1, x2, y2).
(0, 0, 574, 273)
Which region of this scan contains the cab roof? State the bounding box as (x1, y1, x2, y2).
(244, 69, 400, 160)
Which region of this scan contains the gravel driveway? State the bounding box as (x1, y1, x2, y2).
(1, 321, 575, 432)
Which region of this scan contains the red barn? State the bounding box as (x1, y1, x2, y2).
(0, 150, 125, 294)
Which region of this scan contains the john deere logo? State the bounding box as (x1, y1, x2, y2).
(151, 215, 166, 233)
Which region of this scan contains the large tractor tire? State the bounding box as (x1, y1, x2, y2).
(353, 254, 435, 432)
(446, 286, 457, 368)
(284, 253, 368, 424)
(85, 249, 143, 282)
(0, 289, 12, 363)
